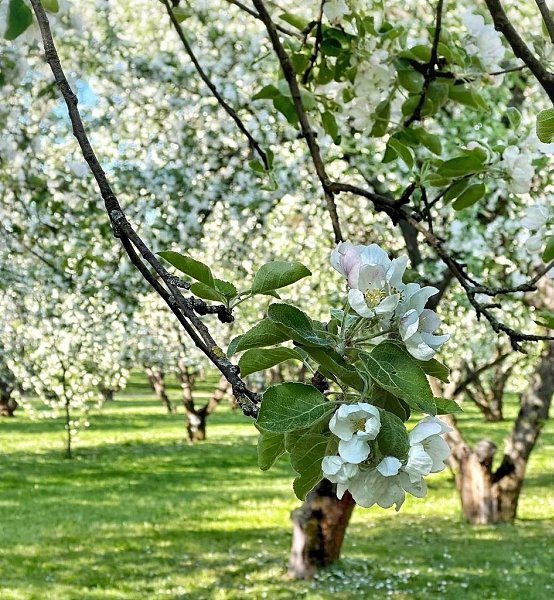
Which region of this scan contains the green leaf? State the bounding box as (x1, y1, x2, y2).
(257, 430, 285, 470)
(387, 137, 414, 170)
(442, 179, 470, 204)
(172, 5, 190, 21)
(5, 0, 33, 40)
(437, 155, 484, 178)
(413, 128, 442, 155)
(301, 346, 364, 392)
(434, 397, 463, 415)
(238, 347, 304, 377)
(543, 235, 554, 262)
(452, 183, 486, 210)
(370, 99, 391, 137)
(214, 279, 238, 300)
(404, 44, 431, 62)
(322, 111, 340, 144)
(279, 12, 309, 31)
(251, 261, 311, 295)
(158, 251, 215, 287)
(229, 319, 291, 356)
(448, 85, 487, 111)
(41, 0, 60, 12)
(290, 433, 328, 500)
(252, 85, 281, 100)
(397, 68, 425, 93)
(284, 410, 332, 451)
(267, 303, 330, 347)
(273, 95, 298, 124)
(505, 107, 521, 129)
(189, 282, 225, 302)
(536, 108, 554, 143)
(535, 310, 554, 329)
(419, 358, 450, 383)
(249, 159, 266, 173)
(257, 383, 331, 433)
(369, 385, 411, 422)
(360, 342, 437, 415)
(376, 410, 410, 460)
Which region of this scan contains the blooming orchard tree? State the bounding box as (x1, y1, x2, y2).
(2, 0, 554, 578)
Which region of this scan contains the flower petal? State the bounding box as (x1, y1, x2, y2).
(377, 456, 402, 477)
(398, 471, 428, 498)
(387, 255, 408, 290)
(410, 416, 452, 444)
(338, 436, 371, 464)
(375, 293, 400, 315)
(403, 443, 433, 482)
(425, 435, 451, 472)
(399, 309, 420, 340)
(348, 288, 375, 318)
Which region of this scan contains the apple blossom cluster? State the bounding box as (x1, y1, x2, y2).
(499, 146, 535, 195)
(331, 242, 449, 361)
(521, 204, 553, 257)
(322, 404, 452, 510)
(462, 11, 505, 73)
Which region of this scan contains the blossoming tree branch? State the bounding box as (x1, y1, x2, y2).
(5, 0, 554, 529)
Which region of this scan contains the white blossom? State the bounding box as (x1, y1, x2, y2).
(500, 146, 535, 194)
(322, 455, 359, 499)
(329, 403, 381, 464)
(463, 12, 505, 72)
(396, 284, 449, 360)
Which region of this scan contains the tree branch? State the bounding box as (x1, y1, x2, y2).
(484, 0, 554, 104)
(161, 0, 270, 170)
(404, 0, 444, 127)
(251, 0, 344, 243)
(29, 0, 260, 417)
(223, 0, 301, 38)
(535, 0, 554, 44)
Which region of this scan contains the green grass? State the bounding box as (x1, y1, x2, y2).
(0, 374, 552, 599)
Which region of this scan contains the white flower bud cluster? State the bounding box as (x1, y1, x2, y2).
(331, 242, 449, 360)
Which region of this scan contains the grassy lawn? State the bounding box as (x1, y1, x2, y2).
(0, 373, 552, 599)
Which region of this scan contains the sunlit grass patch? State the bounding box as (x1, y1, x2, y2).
(0, 375, 552, 599)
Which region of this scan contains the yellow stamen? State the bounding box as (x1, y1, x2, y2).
(364, 289, 385, 308)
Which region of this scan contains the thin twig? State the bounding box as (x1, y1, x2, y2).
(224, 0, 301, 38)
(28, 0, 260, 416)
(535, 0, 554, 44)
(161, 0, 269, 170)
(251, 0, 344, 243)
(301, 0, 325, 85)
(404, 0, 444, 127)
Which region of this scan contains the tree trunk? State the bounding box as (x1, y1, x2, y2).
(99, 387, 115, 403)
(0, 391, 17, 417)
(145, 365, 174, 413)
(0, 375, 17, 417)
(445, 341, 554, 524)
(288, 479, 356, 579)
(492, 340, 554, 521)
(178, 370, 229, 442)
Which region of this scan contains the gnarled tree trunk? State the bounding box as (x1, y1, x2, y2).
(288, 479, 356, 579)
(145, 365, 174, 413)
(0, 391, 17, 417)
(445, 341, 554, 524)
(0, 376, 17, 417)
(178, 364, 230, 442)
